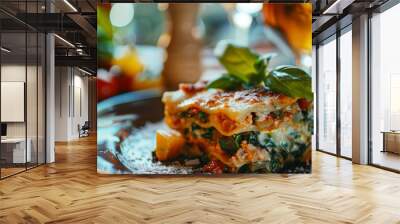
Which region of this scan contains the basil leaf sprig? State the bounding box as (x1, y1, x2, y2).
(264, 66, 313, 100)
(214, 42, 259, 83)
(207, 42, 313, 100)
(206, 75, 242, 91)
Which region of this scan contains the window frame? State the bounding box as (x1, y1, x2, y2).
(315, 24, 353, 161)
(367, 1, 400, 173)
(0, 0, 48, 180)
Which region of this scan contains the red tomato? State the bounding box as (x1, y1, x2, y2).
(113, 75, 134, 94)
(297, 99, 311, 111)
(203, 160, 224, 174)
(97, 79, 118, 101)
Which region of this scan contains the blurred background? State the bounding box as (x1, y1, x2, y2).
(97, 3, 312, 101)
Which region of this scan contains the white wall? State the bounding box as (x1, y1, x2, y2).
(1, 64, 46, 164)
(1, 65, 35, 138)
(72, 73, 89, 138)
(55, 67, 69, 141)
(54, 67, 89, 141)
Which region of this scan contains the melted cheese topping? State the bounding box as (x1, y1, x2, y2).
(162, 87, 298, 136)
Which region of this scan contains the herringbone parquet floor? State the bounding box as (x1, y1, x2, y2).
(1, 135, 400, 224)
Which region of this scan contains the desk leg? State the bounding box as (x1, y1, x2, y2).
(382, 133, 386, 153)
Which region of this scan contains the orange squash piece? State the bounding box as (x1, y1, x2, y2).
(155, 129, 185, 161)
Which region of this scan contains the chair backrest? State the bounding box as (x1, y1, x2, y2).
(82, 121, 90, 129)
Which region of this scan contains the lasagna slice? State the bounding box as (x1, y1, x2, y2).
(156, 82, 312, 173)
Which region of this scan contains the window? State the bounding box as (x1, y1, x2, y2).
(339, 29, 352, 158)
(317, 37, 337, 154)
(0, 0, 47, 179)
(371, 3, 400, 171)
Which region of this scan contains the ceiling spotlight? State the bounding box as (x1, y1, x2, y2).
(76, 48, 84, 55)
(1, 47, 11, 53)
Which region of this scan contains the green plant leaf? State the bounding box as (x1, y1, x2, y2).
(219, 137, 239, 156)
(275, 65, 311, 80)
(215, 42, 259, 83)
(245, 53, 277, 87)
(264, 66, 313, 100)
(254, 53, 276, 75)
(212, 42, 312, 97)
(207, 75, 242, 91)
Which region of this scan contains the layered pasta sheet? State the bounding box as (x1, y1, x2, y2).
(159, 82, 312, 173)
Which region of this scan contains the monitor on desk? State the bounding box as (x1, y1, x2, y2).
(1, 123, 7, 138)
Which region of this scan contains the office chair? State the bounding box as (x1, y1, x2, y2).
(78, 121, 90, 138)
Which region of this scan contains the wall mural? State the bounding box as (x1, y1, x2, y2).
(97, 3, 313, 174)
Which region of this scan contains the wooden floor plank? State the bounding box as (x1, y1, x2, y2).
(0, 135, 399, 224)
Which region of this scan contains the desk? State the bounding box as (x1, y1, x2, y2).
(1, 138, 31, 163)
(381, 131, 400, 154)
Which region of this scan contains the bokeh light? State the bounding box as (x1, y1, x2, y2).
(301, 55, 312, 67)
(233, 12, 252, 29)
(236, 3, 263, 14)
(110, 3, 134, 27)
